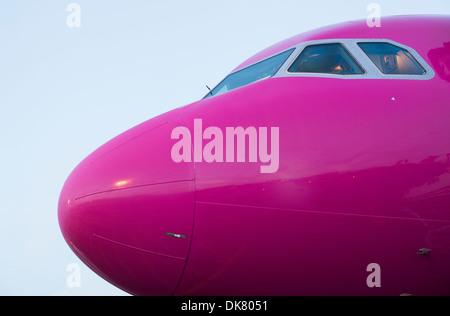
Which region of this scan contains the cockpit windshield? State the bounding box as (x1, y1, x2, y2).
(204, 40, 432, 99)
(204, 48, 295, 98)
(288, 43, 365, 75)
(357, 42, 426, 75)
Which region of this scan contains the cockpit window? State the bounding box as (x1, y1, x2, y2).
(205, 48, 295, 98)
(358, 42, 426, 75)
(288, 43, 365, 75)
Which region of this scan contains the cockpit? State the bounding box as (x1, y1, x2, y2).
(204, 39, 433, 99)
(288, 43, 365, 75)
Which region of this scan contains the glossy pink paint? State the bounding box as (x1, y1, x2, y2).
(58, 15, 450, 296)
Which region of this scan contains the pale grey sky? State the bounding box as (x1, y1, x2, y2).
(0, 0, 449, 296)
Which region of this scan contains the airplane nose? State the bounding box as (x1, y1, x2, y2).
(58, 117, 195, 296)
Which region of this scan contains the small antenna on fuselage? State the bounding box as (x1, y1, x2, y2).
(206, 85, 212, 96)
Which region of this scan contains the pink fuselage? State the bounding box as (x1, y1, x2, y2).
(58, 15, 450, 296)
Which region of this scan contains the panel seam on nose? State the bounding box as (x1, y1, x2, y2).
(74, 179, 196, 201)
(93, 234, 186, 261)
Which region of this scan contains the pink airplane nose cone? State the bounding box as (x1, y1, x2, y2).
(58, 117, 195, 296)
